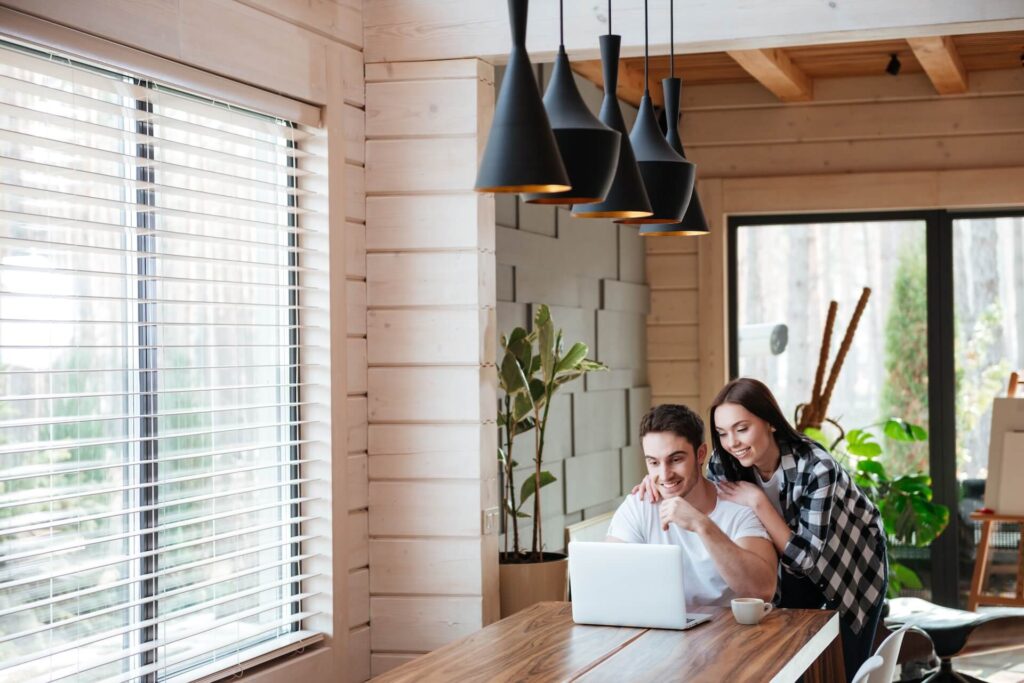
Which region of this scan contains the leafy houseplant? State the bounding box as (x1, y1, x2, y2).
(498, 305, 606, 564)
(805, 419, 950, 597)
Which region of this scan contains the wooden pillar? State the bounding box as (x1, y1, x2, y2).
(363, 59, 499, 677)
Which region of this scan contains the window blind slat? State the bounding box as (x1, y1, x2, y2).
(0, 441, 311, 486)
(3, 593, 316, 674)
(1, 531, 318, 591)
(0, 72, 312, 155)
(1, 155, 315, 217)
(0, 402, 311, 433)
(0, 125, 316, 185)
(60, 611, 319, 683)
(0, 551, 315, 621)
(2, 567, 316, 645)
(0, 47, 316, 140)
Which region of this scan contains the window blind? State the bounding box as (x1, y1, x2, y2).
(0, 40, 322, 682)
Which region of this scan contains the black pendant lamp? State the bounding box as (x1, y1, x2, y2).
(641, 0, 708, 236)
(571, 1, 652, 219)
(475, 0, 571, 194)
(618, 0, 694, 225)
(523, 0, 620, 205)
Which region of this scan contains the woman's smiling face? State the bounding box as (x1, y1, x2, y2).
(713, 402, 779, 473)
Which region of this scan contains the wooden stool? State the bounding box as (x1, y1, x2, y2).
(967, 511, 1024, 610)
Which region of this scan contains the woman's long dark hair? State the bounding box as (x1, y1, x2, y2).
(709, 378, 812, 483)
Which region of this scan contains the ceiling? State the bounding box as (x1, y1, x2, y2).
(571, 30, 1024, 107)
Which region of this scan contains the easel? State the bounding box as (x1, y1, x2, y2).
(967, 371, 1024, 611)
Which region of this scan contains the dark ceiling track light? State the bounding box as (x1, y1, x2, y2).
(571, 0, 652, 219)
(523, 0, 620, 205)
(886, 53, 901, 76)
(641, 0, 706, 237)
(474, 0, 571, 194)
(615, 0, 693, 225)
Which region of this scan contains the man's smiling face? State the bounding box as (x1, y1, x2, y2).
(641, 431, 705, 500)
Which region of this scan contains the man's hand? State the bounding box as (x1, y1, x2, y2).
(717, 481, 770, 514)
(659, 496, 708, 533)
(630, 474, 662, 503)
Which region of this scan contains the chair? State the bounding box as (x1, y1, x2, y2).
(852, 655, 885, 683)
(564, 511, 615, 547)
(886, 597, 1024, 682)
(866, 624, 909, 683)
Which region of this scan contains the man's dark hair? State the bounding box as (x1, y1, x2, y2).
(639, 404, 705, 450)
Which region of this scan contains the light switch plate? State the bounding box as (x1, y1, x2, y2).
(482, 507, 500, 535)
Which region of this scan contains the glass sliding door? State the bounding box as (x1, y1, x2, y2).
(731, 214, 935, 596)
(952, 212, 1024, 604)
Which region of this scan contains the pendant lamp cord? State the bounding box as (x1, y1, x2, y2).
(670, 0, 675, 78)
(559, 0, 564, 47)
(607, 0, 611, 35)
(643, 0, 649, 92)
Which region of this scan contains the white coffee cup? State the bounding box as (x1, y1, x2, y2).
(731, 597, 773, 625)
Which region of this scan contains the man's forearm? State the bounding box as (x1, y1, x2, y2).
(696, 520, 776, 600)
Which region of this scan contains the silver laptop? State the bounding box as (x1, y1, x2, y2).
(568, 541, 713, 630)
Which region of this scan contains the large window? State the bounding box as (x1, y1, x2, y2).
(0, 41, 317, 681)
(730, 209, 1024, 607)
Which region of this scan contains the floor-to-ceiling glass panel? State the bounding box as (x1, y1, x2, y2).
(734, 217, 933, 597)
(953, 214, 1024, 604)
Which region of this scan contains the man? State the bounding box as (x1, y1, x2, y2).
(607, 404, 777, 608)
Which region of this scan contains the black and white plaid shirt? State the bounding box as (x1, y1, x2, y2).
(707, 439, 886, 634)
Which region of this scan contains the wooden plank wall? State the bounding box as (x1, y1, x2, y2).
(494, 66, 651, 553)
(648, 68, 1024, 414)
(0, 2, 369, 680)
(363, 59, 500, 678)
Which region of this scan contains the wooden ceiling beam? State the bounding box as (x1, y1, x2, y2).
(726, 48, 813, 102)
(907, 35, 969, 94)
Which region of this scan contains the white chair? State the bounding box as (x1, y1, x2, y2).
(867, 624, 909, 682)
(564, 511, 615, 547)
(852, 655, 885, 683)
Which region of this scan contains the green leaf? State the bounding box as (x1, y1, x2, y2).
(803, 427, 829, 448)
(534, 305, 556, 383)
(848, 441, 882, 457)
(883, 418, 928, 442)
(857, 460, 886, 477)
(512, 392, 534, 423)
(555, 342, 588, 375)
(518, 471, 557, 506)
(506, 327, 534, 377)
(576, 359, 608, 373)
(500, 351, 530, 395)
(553, 370, 584, 387)
(528, 378, 547, 406)
(891, 562, 923, 590)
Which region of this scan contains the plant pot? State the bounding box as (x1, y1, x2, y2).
(498, 552, 568, 618)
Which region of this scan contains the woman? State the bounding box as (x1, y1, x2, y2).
(634, 378, 887, 682)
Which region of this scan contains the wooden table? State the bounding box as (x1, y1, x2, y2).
(372, 602, 844, 682)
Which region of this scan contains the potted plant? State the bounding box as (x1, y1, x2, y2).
(805, 419, 950, 597)
(497, 304, 606, 616)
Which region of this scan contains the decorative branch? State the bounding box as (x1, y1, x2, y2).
(819, 287, 872, 419)
(796, 288, 872, 432)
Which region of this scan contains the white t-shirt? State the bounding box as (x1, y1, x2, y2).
(758, 467, 786, 519)
(606, 494, 770, 610)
